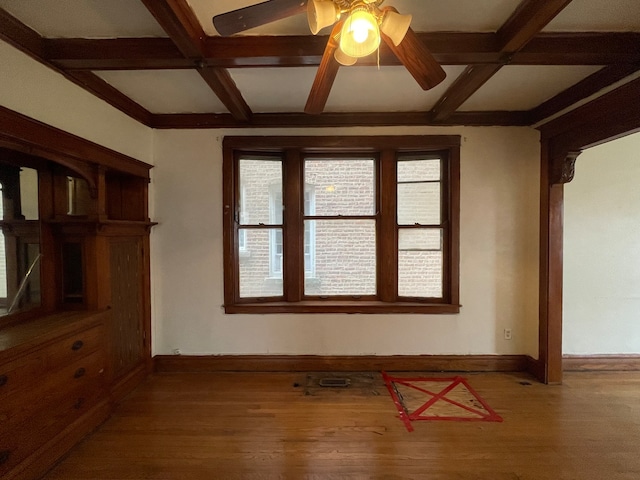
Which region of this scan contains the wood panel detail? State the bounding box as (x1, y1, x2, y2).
(109, 240, 143, 379)
(550, 151, 581, 185)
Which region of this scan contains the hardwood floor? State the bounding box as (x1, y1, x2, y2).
(43, 371, 640, 479)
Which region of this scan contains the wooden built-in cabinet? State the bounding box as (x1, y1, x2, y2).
(0, 106, 154, 479)
(0, 311, 110, 480)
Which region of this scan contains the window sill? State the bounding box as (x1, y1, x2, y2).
(224, 301, 460, 315)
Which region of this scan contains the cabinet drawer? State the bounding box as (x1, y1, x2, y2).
(0, 324, 103, 401)
(0, 350, 106, 477)
(0, 381, 105, 477)
(0, 349, 106, 431)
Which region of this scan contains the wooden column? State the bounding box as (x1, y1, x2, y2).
(536, 77, 640, 384)
(537, 143, 580, 384)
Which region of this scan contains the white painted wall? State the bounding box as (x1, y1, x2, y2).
(564, 132, 640, 354)
(1, 39, 542, 358)
(151, 127, 540, 357)
(0, 40, 153, 164)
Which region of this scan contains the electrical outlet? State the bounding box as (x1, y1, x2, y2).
(504, 329, 512, 340)
(172, 348, 181, 355)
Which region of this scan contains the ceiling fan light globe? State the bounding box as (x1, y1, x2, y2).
(308, 0, 340, 35)
(339, 10, 380, 58)
(380, 11, 412, 46)
(334, 48, 357, 66)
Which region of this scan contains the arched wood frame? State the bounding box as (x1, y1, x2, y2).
(0, 137, 98, 194)
(535, 77, 640, 384)
(0, 106, 150, 179)
(0, 105, 152, 326)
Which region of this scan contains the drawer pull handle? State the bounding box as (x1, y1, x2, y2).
(74, 368, 86, 379)
(0, 450, 9, 465)
(72, 340, 84, 351)
(0, 375, 7, 387)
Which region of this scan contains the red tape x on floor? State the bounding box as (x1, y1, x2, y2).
(382, 372, 503, 432)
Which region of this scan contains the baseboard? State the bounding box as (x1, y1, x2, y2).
(154, 354, 529, 373)
(563, 354, 640, 371)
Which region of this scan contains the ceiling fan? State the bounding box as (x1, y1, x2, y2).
(213, 0, 446, 114)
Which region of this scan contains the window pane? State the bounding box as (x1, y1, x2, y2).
(397, 182, 441, 225)
(304, 220, 376, 296)
(239, 159, 282, 225)
(399, 228, 442, 251)
(398, 250, 443, 298)
(239, 229, 283, 298)
(398, 158, 440, 182)
(305, 159, 375, 216)
(304, 217, 315, 276)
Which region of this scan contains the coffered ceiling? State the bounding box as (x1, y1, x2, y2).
(1, 0, 638, 129)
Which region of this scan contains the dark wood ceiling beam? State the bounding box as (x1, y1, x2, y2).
(150, 110, 529, 129)
(43, 38, 193, 70)
(0, 8, 42, 57)
(198, 67, 251, 122)
(521, 32, 640, 64)
(431, 64, 504, 122)
(141, 0, 251, 121)
(67, 71, 152, 125)
(439, 111, 531, 127)
(140, 0, 204, 58)
(42, 33, 640, 70)
(539, 76, 640, 151)
(497, 0, 573, 52)
(431, 0, 574, 122)
(529, 64, 640, 124)
(204, 32, 640, 67)
(0, 8, 153, 126)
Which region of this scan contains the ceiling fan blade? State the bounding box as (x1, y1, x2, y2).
(213, 0, 307, 36)
(380, 9, 446, 90)
(304, 21, 342, 115)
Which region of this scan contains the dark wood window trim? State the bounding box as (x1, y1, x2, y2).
(223, 136, 460, 314)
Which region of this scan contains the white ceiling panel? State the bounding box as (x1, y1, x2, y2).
(459, 65, 603, 111)
(544, 0, 640, 32)
(190, 0, 522, 37)
(229, 67, 318, 113)
(0, 0, 166, 38)
(325, 65, 467, 113)
(387, 0, 521, 33)
(230, 65, 466, 114)
(95, 70, 228, 114)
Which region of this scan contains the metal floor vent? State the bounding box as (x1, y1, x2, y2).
(319, 377, 351, 387)
(302, 373, 380, 396)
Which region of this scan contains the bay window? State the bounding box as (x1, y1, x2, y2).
(223, 136, 460, 314)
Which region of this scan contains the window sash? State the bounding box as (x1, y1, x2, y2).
(223, 136, 460, 314)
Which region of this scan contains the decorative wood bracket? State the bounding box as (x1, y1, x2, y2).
(550, 150, 581, 184)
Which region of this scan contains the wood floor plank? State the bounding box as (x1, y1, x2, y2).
(43, 371, 640, 479)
